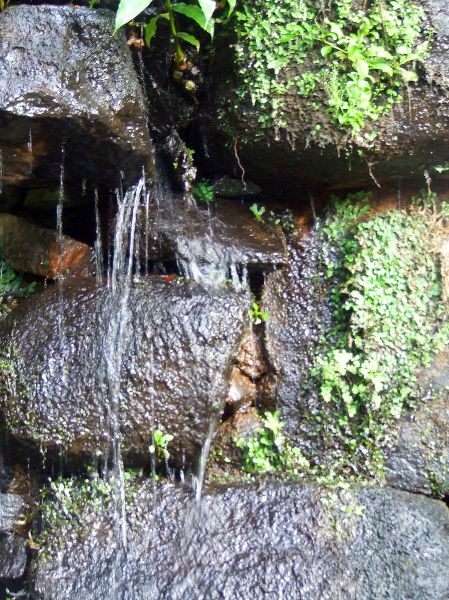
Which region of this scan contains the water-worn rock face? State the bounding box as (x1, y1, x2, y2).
(205, 0, 449, 194)
(32, 481, 449, 599)
(144, 198, 286, 280)
(0, 278, 248, 466)
(0, 214, 93, 278)
(261, 232, 331, 446)
(0, 493, 27, 580)
(385, 351, 449, 496)
(0, 4, 153, 189)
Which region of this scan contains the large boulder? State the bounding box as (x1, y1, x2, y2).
(0, 278, 248, 466)
(0, 4, 153, 190)
(0, 214, 93, 278)
(260, 231, 330, 448)
(203, 0, 449, 194)
(32, 481, 449, 599)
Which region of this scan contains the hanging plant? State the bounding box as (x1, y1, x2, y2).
(114, 0, 235, 66)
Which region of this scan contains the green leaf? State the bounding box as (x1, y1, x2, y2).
(114, 0, 154, 31)
(399, 69, 418, 82)
(144, 15, 160, 47)
(321, 45, 332, 57)
(355, 59, 369, 78)
(172, 3, 214, 36)
(226, 0, 236, 18)
(197, 0, 216, 23)
(177, 31, 200, 52)
(368, 59, 393, 76)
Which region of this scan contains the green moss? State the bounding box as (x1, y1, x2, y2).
(230, 0, 428, 140)
(312, 191, 449, 478)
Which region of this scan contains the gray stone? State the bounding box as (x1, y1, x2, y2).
(144, 199, 286, 279)
(385, 351, 449, 496)
(0, 493, 27, 580)
(33, 482, 449, 599)
(0, 278, 249, 466)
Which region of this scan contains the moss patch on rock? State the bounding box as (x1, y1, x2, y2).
(229, 0, 428, 144)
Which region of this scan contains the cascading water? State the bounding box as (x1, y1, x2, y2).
(101, 177, 145, 548)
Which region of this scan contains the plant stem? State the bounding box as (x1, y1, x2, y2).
(165, 0, 184, 65)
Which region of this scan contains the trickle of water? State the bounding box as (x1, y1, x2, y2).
(101, 176, 146, 550)
(94, 189, 103, 283)
(192, 420, 215, 504)
(28, 129, 32, 154)
(0, 149, 3, 195)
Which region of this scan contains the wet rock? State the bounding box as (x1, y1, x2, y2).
(261, 231, 330, 445)
(385, 350, 449, 496)
(144, 198, 286, 281)
(225, 368, 256, 414)
(0, 533, 27, 581)
(204, 0, 449, 194)
(0, 214, 93, 278)
(0, 278, 248, 466)
(213, 176, 261, 198)
(0, 5, 153, 190)
(0, 493, 27, 580)
(385, 394, 449, 496)
(23, 188, 81, 212)
(210, 409, 261, 474)
(32, 481, 449, 599)
(235, 330, 267, 380)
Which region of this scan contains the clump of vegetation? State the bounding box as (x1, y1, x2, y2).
(250, 202, 295, 232)
(248, 300, 269, 324)
(312, 191, 449, 478)
(192, 180, 215, 203)
(149, 429, 174, 461)
(235, 411, 310, 476)
(0, 256, 36, 317)
(232, 0, 428, 137)
(37, 469, 143, 548)
(114, 0, 235, 65)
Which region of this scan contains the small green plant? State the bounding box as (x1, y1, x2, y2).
(248, 301, 269, 324)
(192, 180, 215, 203)
(235, 411, 309, 475)
(0, 257, 36, 316)
(249, 203, 266, 222)
(0, 0, 10, 12)
(149, 429, 174, 461)
(114, 0, 235, 66)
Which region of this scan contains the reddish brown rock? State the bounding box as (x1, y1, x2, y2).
(225, 367, 256, 414)
(235, 331, 268, 380)
(0, 213, 93, 279)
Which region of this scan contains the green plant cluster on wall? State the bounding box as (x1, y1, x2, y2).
(232, 0, 428, 137)
(312, 192, 449, 478)
(0, 256, 36, 316)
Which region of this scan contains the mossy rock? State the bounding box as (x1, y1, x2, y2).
(204, 0, 449, 195)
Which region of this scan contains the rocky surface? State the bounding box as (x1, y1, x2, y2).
(260, 232, 331, 446)
(385, 351, 449, 496)
(32, 481, 449, 599)
(0, 213, 93, 278)
(143, 198, 286, 280)
(0, 278, 249, 466)
(0, 493, 27, 581)
(0, 4, 153, 190)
